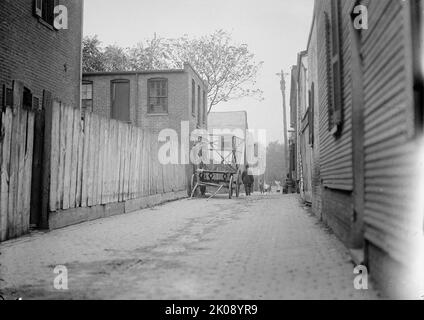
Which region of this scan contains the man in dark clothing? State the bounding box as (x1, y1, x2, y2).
(242, 165, 254, 196)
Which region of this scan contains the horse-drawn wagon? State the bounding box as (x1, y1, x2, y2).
(190, 132, 245, 199)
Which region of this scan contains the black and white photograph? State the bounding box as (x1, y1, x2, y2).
(0, 0, 423, 305)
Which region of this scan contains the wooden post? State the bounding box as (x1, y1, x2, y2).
(0, 107, 13, 240)
(30, 106, 45, 227)
(40, 92, 53, 229)
(7, 81, 24, 238)
(350, 13, 365, 249)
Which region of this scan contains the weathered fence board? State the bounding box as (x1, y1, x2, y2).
(0, 108, 13, 241)
(23, 111, 35, 233)
(39, 102, 187, 223)
(70, 108, 79, 209)
(0, 81, 36, 241)
(76, 110, 84, 207)
(63, 106, 73, 210)
(81, 112, 90, 207)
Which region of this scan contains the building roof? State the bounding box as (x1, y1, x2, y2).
(83, 62, 208, 88)
(83, 69, 185, 77)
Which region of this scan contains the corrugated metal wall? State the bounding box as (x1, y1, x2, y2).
(361, 0, 417, 263)
(317, 0, 354, 191)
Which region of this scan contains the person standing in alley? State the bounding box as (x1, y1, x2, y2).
(259, 179, 264, 194)
(242, 165, 254, 196)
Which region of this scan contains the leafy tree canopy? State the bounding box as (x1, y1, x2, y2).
(82, 31, 263, 113)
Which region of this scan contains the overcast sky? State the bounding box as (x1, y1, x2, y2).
(83, 0, 314, 144)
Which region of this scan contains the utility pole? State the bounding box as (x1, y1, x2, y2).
(277, 70, 289, 177)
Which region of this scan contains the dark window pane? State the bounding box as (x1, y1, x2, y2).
(148, 79, 168, 113)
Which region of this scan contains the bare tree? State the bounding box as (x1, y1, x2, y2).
(165, 30, 264, 114)
(82, 31, 264, 113)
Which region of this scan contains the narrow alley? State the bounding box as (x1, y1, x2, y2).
(0, 195, 380, 300)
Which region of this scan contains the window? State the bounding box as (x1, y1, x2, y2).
(111, 79, 130, 122)
(82, 81, 93, 117)
(33, 96, 40, 111)
(34, 0, 58, 28)
(254, 143, 259, 158)
(23, 87, 33, 109)
(191, 79, 196, 115)
(327, 0, 343, 135)
(148, 78, 168, 114)
(309, 83, 315, 146)
(203, 90, 207, 124)
(2, 85, 13, 108)
(197, 85, 201, 126)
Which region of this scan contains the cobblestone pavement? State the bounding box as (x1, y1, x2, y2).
(0, 194, 381, 300)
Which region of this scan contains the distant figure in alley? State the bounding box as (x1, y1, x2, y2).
(242, 165, 254, 196)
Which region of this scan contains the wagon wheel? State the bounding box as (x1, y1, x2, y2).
(229, 175, 234, 199)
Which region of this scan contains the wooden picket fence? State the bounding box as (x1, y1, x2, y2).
(0, 82, 35, 241)
(1, 84, 187, 242)
(46, 101, 187, 213)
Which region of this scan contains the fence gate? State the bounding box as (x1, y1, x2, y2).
(0, 81, 36, 241)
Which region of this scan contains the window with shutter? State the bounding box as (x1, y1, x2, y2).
(329, 0, 343, 135)
(324, 13, 334, 131)
(33, 0, 58, 29)
(35, 0, 43, 17)
(308, 84, 315, 146)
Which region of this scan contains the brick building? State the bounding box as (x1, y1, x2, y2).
(82, 63, 208, 138)
(0, 0, 83, 107)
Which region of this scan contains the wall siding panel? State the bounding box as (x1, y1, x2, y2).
(362, 0, 416, 263)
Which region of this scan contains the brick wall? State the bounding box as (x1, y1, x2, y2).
(83, 64, 208, 195)
(138, 71, 189, 136)
(84, 74, 138, 122)
(83, 63, 208, 138)
(0, 0, 83, 107)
